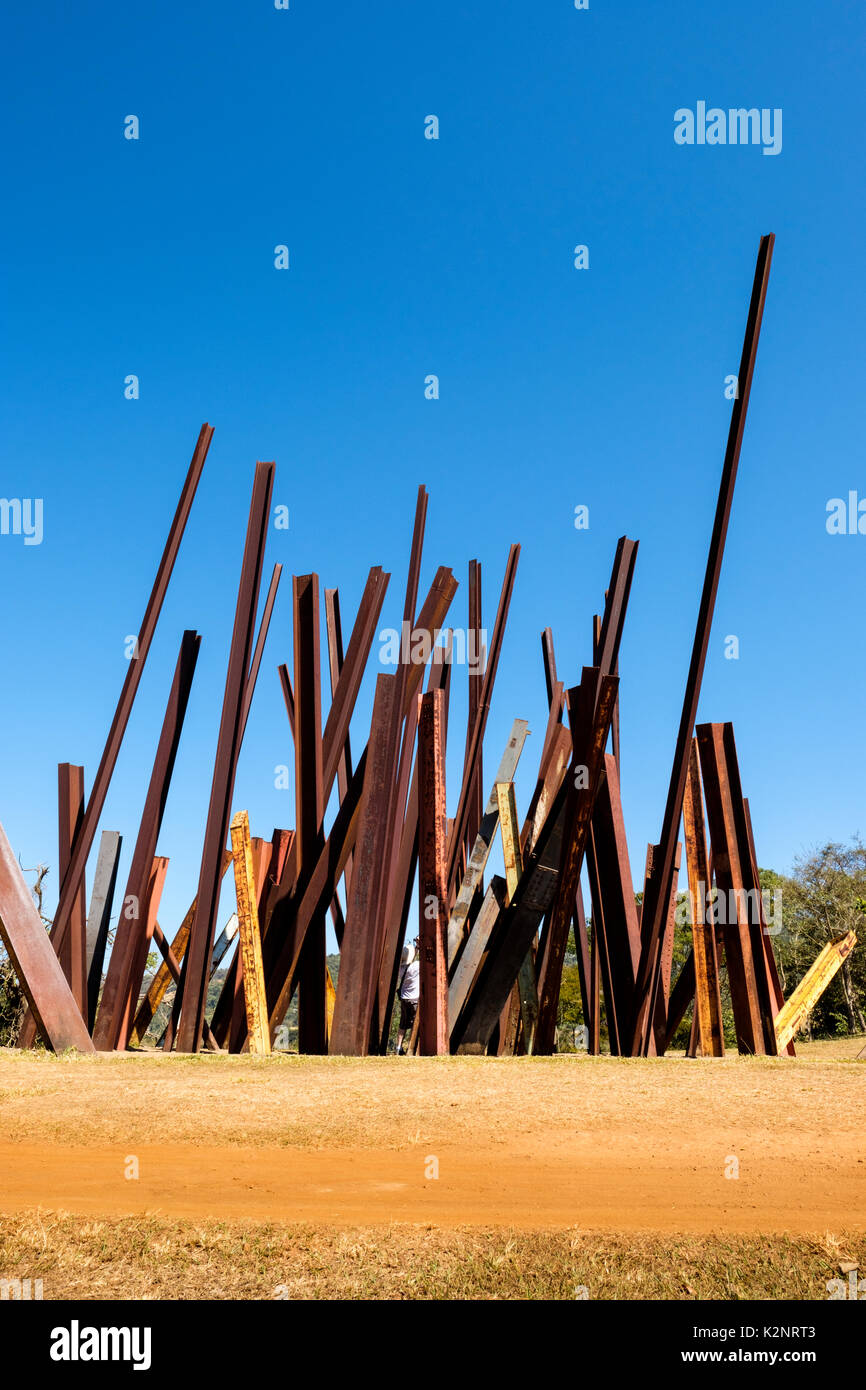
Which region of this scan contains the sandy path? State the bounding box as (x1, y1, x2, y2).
(1, 1049, 864, 1232)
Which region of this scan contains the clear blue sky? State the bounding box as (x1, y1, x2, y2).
(2, 2, 865, 951)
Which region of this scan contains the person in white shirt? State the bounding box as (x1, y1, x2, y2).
(395, 939, 420, 1054)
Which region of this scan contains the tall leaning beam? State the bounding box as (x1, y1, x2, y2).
(293, 573, 327, 1053)
(84, 830, 122, 1032)
(93, 630, 201, 1051)
(534, 670, 619, 1054)
(176, 460, 274, 1052)
(417, 690, 448, 1055)
(630, 236, 775, 1055)
(445, 545, 520, 899)
(57, 763, 87, 1015)
(0, 820, 95, 1052)
(682, 740, 724, 1056)
(697, 722, 769, 1055)
(329, 674, 403, 1055)
(17, 425, 213, 1051)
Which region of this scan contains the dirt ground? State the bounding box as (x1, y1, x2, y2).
(1, 1040, 863, 1237)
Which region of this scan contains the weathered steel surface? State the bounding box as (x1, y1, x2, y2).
(683, 740, 724, 1057)
(0, 818, 95, 1052)
(57, 763, 88, 1015)
(93, 629, 200, 1051)
(321, 567, 390, 802)
(697, 722, 775, 1055)
(177, 460, 274, 1052)
(324, 588, 354, 890)
(230, 811, 271, 1055)
(448, 877, 507, 1030)
(128, 851, 232, 1048)
(534, 669, 619, 1054)
(265, 570, 458, 1045)
(774, 931, 857, 1050)
(292, 573, 327, 1054)
(464, 559, 484, 858)
(417, 690, 448, 1055)
(329, 674, 403, 1055)
(458, 669, 616, 1054)
(446, 546, 519, 898)
(587, 753, 641, 1044)
(446, 720, 530, 968)
(376, 644, 454, 1054)
(743, 797, 794, 1057)
(496, 780, 538, 1053)
(239, 564, 283, 739)
(84, 829, 122, 1031)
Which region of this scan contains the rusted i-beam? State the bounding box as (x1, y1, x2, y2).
(630, 237, 775, 1055)
(177, 460, 274, 1052)
(57, 763, 87, 1015)
(0, 819, 95, 1053)
(417, 689, 448, 1055)
(93, 629, 201, 1051)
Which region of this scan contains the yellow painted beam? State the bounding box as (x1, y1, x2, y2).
(230, 811, 271, 1056)
(325, 966, 336, 1045)
(774, 930, 857, 1051)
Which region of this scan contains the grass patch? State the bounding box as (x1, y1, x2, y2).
(0, 1213, 859, 1301)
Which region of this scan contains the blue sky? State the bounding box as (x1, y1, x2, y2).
(2, 1, 865, 953)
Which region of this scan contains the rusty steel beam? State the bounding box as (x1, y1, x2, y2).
(329, 674, 403, 1055)
(128, 851, 232, 1048)
(587, 753, 641, 1044)
(630, 236, 775, 1055)
(417, 689, 448, 1055)
(0, 819, 95, 1052)
(176, 460, 274, 1053)
(18, 425, 213, 1050)
(446, 545, 519, 898)
(446, 719, 530, 969)
(293, 573, 327, 1054)
(240, 563, 283, 739)
(463, 559, 484, 858)
(376, 643, 455, 1054)
(263, 567, 458, 1048)
(458, 669, 616, 1054)
(534, 670, 619, 1054)
(743, 797, 794, 1056)
(496, 780, 538, 1053)
(93, 629, 201, 1051)
(84, 829, 122, 1032)
(324, 588, 354, 890)
(697, 722, 772, 1055)
(683, 740, 724, 1057)
(448, 877, 508, 1031)
(57, 763, 87, 1015)
(321, 567, 390, 800)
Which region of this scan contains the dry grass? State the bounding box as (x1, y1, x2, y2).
(0, 1211, 860, 1300)
(1, 1044, 863, 1152)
